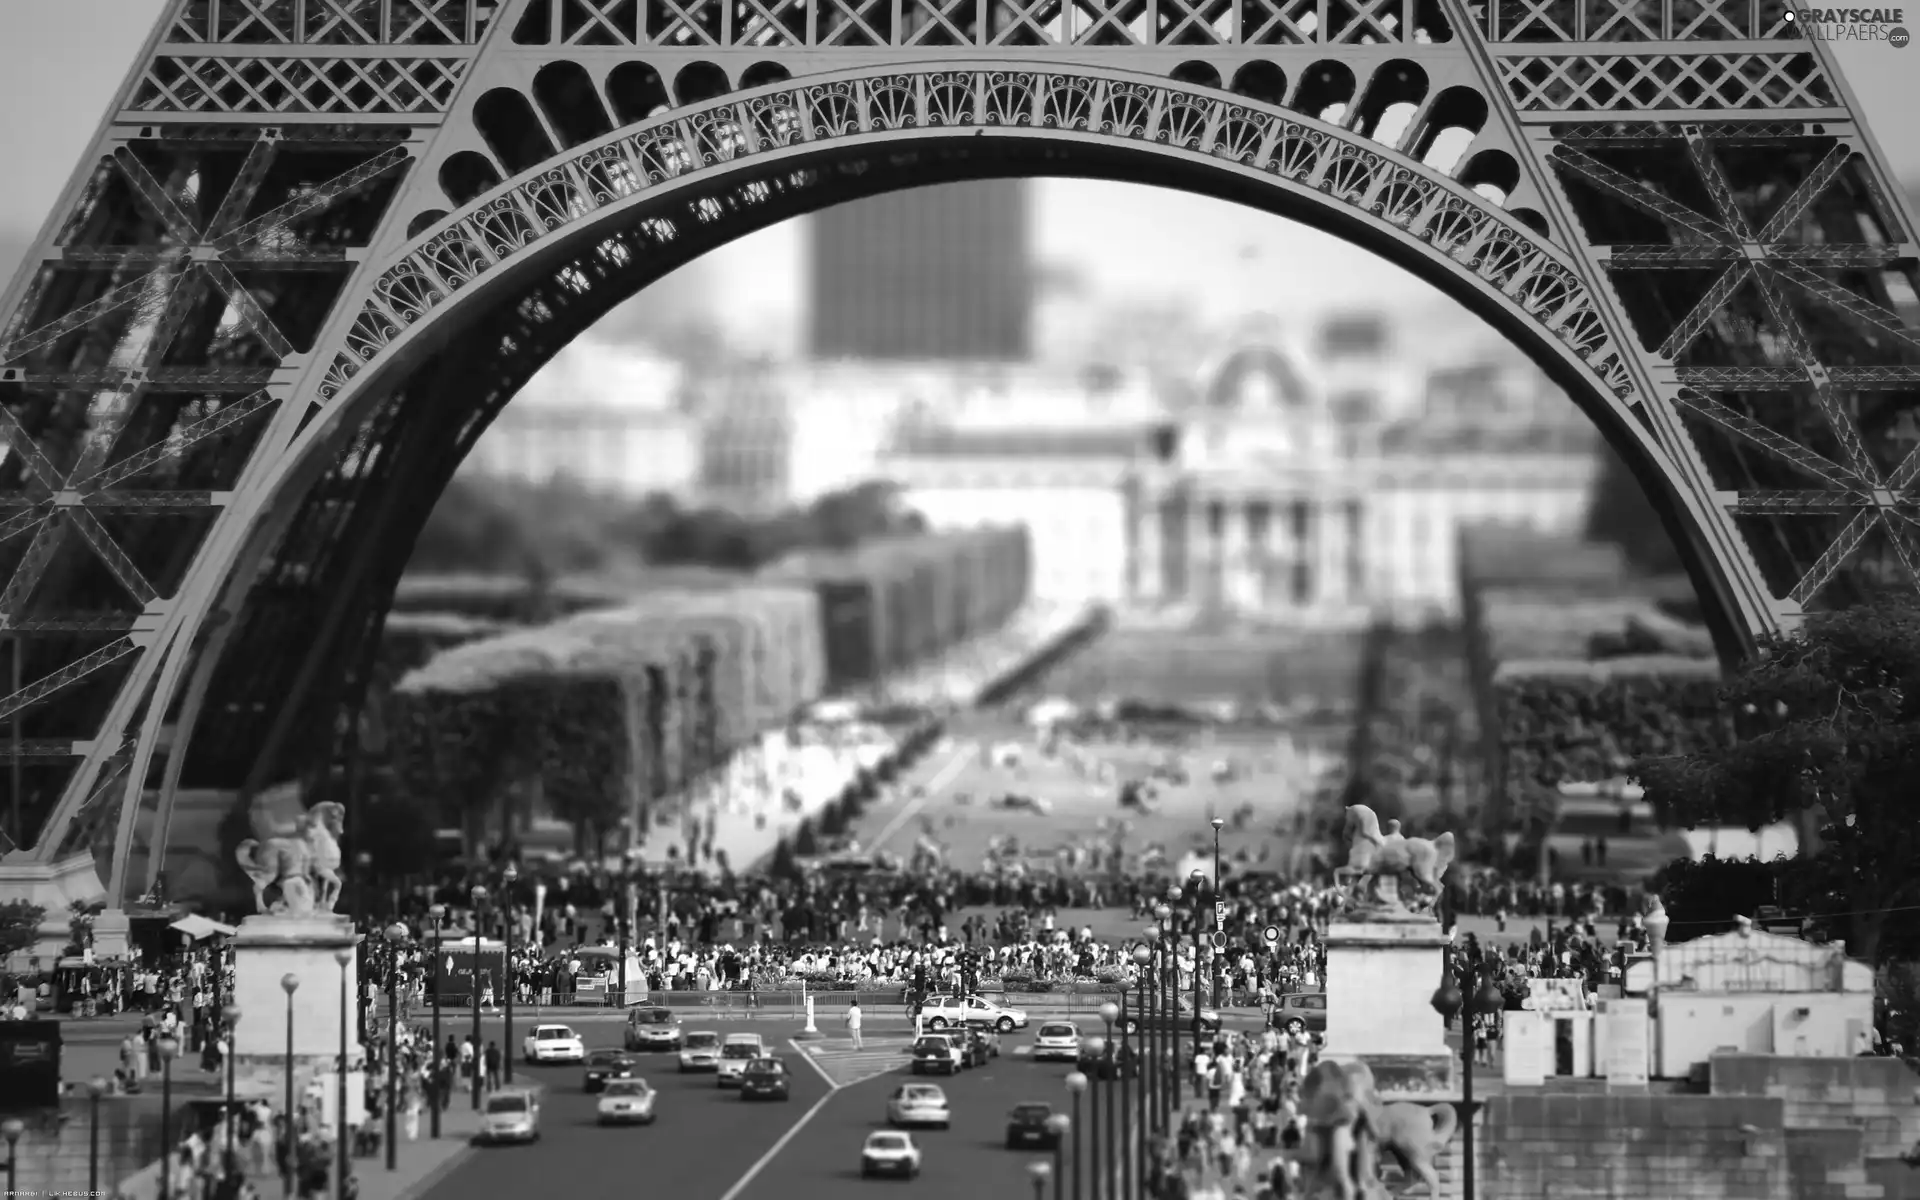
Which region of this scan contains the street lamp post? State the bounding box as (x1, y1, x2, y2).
(427, 904, 445, 1138)
(1064, 1071, 1088, 1200)
(353, 851, 373, 1042)
(1044, 1114, 1069, 1200)
(1131, 942, 1152, 1189)
(1084, 1035, 1106, 1200)
(1027, 1158, 1051, 1200)
(1209, 817, 1225, 1009)
(222, 1004, 242, 1184)
(1188, 871, 1206, 1097)
(1430, 934, 1503, 1200)
(334, 947, 353, 1200)
(1152, 901, 1173, 1130)
(1098, 1003, 1119, 1200)
(469, 885, 487, 1110)
(384, 922, 406, 1170)
(501, 865, 518, 1083)
(87, 1076, 107, 1198)
(157, 1034, 180, 1200)
(2, 1117, 24, 1197)
(281, 973, 300, 1199)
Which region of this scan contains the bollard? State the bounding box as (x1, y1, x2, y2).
(797, 995, 822, 1039)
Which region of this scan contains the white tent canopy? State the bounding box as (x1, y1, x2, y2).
(169, 915, 237, 941)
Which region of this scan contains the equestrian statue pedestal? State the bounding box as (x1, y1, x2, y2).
(1323, 917, 1455, 1098)
(229, 913, 366, 1112)
(1324, 804, 1460, 1100)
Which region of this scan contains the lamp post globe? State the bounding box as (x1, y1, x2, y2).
(158, 1034, 180, 1061)
(1153, 904, 1171, 923)
(1132, 945, 1151, 966)
(502, 864, 517, 885)
(1166, 885, 1181, 904)
(88, 1076, 108, 1098)
(1029, 1161, 1052, 1181)
(333, 948, 351, 967)
(1098, 1001, 1119, 1026)
(1066, 1071, 1088, 1094)
(1473, 980, 1505, 1017)
(281, 974, 300, 997)
(1, 1117, 23, 1143)
(1209, 817, 1224, 831)
(470, 884, 487, 905)
(1045, 1113, 1070, 1138)
(385, 922, 407, 943)
(1430, 975, 1464, 1021)
(1083, 1036, 1105, 1058)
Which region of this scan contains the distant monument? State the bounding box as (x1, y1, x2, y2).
(226, 784, 363, 1107)
(1321, 804, 1461, 1117)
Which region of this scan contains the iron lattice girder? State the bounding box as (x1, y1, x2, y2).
(0, 0, 1912, 869)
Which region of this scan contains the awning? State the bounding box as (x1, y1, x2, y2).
(169, 915, 237, 941)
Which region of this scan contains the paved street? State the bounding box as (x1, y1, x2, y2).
(412, 1016, 1137, 1200)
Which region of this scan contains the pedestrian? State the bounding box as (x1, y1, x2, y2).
(483, 1042, 502, 1093)
(845, 1001, 863, 1050)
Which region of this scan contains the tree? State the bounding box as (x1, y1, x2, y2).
(358, 796, 440, 881)
(1631, 596, 1920, 962)
(0, 900, 45, 960)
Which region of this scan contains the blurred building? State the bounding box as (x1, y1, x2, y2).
(462, 342, 698, 495)
(806, 181, 1035, 361)
(1134, 325, 1600, 624)
(693, 360, 792, 513)
(877, 366, 1167, 606)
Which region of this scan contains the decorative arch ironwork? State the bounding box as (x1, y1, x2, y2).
(0, 0, 1913, 908)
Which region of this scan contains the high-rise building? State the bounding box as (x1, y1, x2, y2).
(806, 181, 1034, 362)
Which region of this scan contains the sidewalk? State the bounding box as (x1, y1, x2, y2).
(110, 1079, 542, 1200)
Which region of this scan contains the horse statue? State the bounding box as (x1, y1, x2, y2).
(1336, 805, 1458, 918)
(1288, 1058, 1460, 1199)
(304, 801, 346, 913)
(234, 800, 349, 916)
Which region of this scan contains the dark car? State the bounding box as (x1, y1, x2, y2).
(1120, 997, 1223, 1038)
(968, 1028, 1001, 1063)
(582, 1050, 637, 1093)
(739, 1056, 791, 1101)
(624, 1007, 683, 1052)
(910, 1035, 961, 1076)
(1006, 1102, 1059, 1149)
(957, 1030, 993, 1068)
(1076, 1039, 1139, 1081)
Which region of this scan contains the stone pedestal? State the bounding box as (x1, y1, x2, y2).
(229, 914, 364, 1109)
(0, 854, 111, 967)
(1323, 918, 1455, 1098)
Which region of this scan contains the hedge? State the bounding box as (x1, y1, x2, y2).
(1494, 656, 1732, 827)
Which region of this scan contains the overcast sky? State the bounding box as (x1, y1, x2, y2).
(1, 0, 1914, 356)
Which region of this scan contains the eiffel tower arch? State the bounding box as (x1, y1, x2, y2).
(0, 0, 1915, 910)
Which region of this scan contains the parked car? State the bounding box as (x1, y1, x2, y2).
(909, 1034, 964, 1076)
(582, 1050, 637, 1092)
(1005, 1102, 1061, 1150)
(521, 1025, 585, 1064)
(739, 1057, 791, 1101)
(595, 1079, 656, 1125)
(861, 1131, 922, 1179)
(477, 1090, 541, 1144)
(886, 1083, 951, 1129)
(921, 993, 1029, 1033)
(1270, 991, 1328, 1034)
(624, 1007, 683, 1051)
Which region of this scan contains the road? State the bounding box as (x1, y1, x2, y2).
(415, 1015, 1132, 1200)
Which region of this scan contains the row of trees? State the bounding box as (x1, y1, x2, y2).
(411, 477, 924, 576)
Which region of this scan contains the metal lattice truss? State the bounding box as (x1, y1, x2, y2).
(0, 0, 1913, 895)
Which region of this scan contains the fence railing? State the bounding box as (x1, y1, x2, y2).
(402, 988, 1262, 1021)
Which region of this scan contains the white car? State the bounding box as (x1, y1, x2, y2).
(886, 1083, 951, 1129)
(716, 1033, 767, 1086)
(521, 1025, 585, 1064)
(678, 1030, 722, 1072)
(1031, 1021, 1081, 1062)
(595, 1079, 657, 1125)
(921, 993, 1029, 1033)
(861, 1131, 922, 1178)
(477, 1089, 540, 1144)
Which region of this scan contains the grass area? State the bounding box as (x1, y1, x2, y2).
(851, 722, 1328, 875)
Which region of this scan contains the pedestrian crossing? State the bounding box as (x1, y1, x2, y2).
(789, 1036, 915, 1087)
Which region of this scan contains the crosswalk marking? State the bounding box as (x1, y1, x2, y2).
(790, 1036, 915, 1087)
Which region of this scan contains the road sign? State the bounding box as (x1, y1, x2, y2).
(1211, 932, 1227, 950)
(1214, 901, 1227, 922)
(1263, 925, 1281, 944)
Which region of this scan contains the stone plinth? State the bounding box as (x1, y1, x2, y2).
(0, 854, 112, 967)
(1324, 918, 1455, 1098)
(229, 914, 363, 1083)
